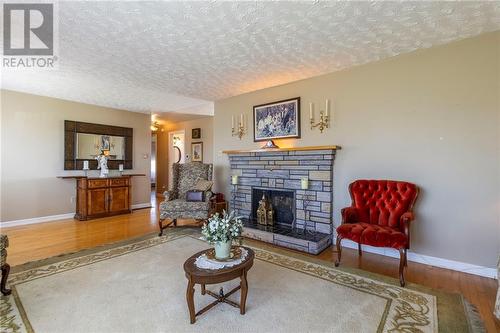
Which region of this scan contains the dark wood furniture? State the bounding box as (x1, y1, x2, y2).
(209, 195, 227, 217)
(64, 120, 133, 170)
(59, 175, 145, 221)
(0, 264, 10, 296)
(183, 247, 255, 324)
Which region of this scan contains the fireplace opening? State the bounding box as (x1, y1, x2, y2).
(251, 188, 295, 227)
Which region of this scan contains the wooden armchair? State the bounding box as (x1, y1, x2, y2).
(335, 180, 419, 287)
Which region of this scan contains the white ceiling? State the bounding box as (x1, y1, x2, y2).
(2, 1, 500, 115)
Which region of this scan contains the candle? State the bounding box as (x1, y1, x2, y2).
(119, 164, 124, 172)
(325, 99, 329, 117)
(301, 177, 309, 190)
(231, 175, 238, 185)
(309, 103, 313, 120)
(240, 114, 244, 127)
(83, 160, 89, 170)
(231, 115, 234, 129)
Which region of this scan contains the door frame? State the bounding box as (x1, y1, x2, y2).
(168, 130, 185, 189)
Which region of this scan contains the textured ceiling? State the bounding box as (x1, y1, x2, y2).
(2, 1, 500, 114)
(155, 112, 212, 125)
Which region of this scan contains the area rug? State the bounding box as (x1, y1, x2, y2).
(0, 230, 481, 333)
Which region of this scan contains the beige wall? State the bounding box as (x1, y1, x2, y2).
(156, 116, 214, 193)
(214, 32, 500, 268)
(0, 90, 152, 222)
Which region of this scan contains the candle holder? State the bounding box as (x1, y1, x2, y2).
(310, 111, 329, 133)
(231, 122, 245, 140)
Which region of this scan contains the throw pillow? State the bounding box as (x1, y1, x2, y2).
(186, 190, 204, 202)
(195, 179, 213, 192)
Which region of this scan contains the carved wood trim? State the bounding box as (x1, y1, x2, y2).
(64, 120, 133, 170)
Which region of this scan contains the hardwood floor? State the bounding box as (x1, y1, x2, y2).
(1, 195, 498, 332)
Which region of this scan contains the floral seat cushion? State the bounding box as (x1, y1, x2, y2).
(0, 235, 7, 267)
(0, 235, 8, 250)
(0, 250, 6, 266)
(160, 199, 209, 212)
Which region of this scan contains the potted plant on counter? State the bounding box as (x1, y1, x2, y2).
(201, 211, 243, 260)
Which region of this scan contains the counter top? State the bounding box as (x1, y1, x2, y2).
(58, 174, 146, 179)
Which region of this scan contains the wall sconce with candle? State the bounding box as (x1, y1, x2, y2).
(231, 114, 246, 140)
(310, 99, 331, 133)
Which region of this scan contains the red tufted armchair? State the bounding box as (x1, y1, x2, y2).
(335, 180, 419, 287)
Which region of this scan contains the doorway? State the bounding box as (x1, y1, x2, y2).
(151, 133, 157, 188)
(168, 130, 185, 189)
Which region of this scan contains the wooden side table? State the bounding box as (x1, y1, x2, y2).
(183, 247, 255, 324)
(209, 197, 228, 217)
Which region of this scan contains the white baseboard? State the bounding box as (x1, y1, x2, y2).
(0, 213, 75, 228)
(1, 202, 152, 228)
(131, 203, 152, 210)
(338, 238, 497, 279)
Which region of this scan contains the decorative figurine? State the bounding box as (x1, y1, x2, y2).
(95, 150, 109, 178)
(256, 194, 274, 226)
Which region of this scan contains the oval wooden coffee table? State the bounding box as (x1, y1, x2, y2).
(183, 247, 255, 324)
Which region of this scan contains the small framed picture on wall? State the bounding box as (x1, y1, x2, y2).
(191, 142, 203, 162)
(192, 128, 201, 139)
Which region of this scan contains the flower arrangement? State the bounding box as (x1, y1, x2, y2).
(201, 210, 243, 244)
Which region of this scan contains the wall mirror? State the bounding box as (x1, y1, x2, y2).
(65, 120, 133, 170)
(76, 133, 126, 160)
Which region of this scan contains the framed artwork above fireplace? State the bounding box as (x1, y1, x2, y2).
(253, 97, 301, 142)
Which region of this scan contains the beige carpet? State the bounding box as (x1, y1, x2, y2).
(3, 232, 439, 333)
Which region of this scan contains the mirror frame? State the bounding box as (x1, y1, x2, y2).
(64, 120, 133, 170)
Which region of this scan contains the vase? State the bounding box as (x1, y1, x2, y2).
(214, 240, 232, 260)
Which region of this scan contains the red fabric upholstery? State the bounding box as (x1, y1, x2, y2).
(337, 180, 418, 249)
(350, 180, 417, 228)
(337, 223, 408, 249)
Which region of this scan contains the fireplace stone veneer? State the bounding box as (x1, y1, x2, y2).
(225, 146, 339, 254)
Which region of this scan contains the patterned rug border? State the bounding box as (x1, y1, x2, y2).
(5, 229, 482, 332)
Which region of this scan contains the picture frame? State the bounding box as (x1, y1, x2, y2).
(191, 142, 203, 162)
(192, 128, 201, 139)
(253, 97, 301, 142)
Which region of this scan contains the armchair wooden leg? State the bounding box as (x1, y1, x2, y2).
(398, 248, 406, 287)
(1, 263, 11, 296)
(158, 218, 177, 236)
(334, 237, 342, 267)
(158, 218, 164, 236)
(358, 243, 362, 256)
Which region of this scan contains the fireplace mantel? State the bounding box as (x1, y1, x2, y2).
(223, 145, 341, 154)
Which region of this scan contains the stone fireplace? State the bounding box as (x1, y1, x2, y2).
(224, 145, 340, 254)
